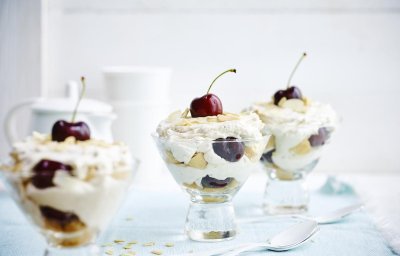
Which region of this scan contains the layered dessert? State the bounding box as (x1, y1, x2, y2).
(252, 96, 337, 179)
(155, 69, 267, 199)
(156, 110, 266, 195)
(250, 53, 338, 180)
(154, 69, 269, 241)
(3, 132, 133, 247)
(1, 77, 133, 247)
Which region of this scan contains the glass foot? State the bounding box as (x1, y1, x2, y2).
(263, 174, 309, 215)
(263, 203, 308, 215)
(44, 244, 99, 256)
(185, 201, 237, 242)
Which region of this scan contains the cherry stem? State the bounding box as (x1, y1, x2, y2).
(206, 69, 236, 94)
(71, 76, 86, 123)
(286, 52, 307, 88)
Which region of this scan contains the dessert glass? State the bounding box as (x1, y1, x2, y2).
(153, 134, 268, 241)
(0, 134, 138, 256)
(260, 126, 335, 214)
(253, 100, 338, 215)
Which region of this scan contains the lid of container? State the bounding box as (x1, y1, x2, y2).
(31, 81, 113, 114)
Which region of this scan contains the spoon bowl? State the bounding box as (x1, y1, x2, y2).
(267, 220, 319, 251)
(313, 203, 363, 224)
(238, 203, 363, 225)
(178, 220, 318, 256)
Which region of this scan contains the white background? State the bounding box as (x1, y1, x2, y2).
(1, 0, 400, 174)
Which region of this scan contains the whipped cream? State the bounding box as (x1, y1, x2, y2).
(157, 111, 265, 164)
(157, 111, 264, 141)
(12, 132, 132, 179)
(156, 111, 267, 189)
(166, 160, 257, 188)
(9, 132, 133, 230)
(251, 101, 338, 139)
(251, 99, 338, 172)
(26, 172, 130, 229)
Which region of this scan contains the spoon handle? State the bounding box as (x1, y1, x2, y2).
(238, 215, 312, 224)
(219, 243, 267, 256)
(174, 243, 261, 256)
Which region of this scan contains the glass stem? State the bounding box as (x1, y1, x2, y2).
(185, 200, 237, 241)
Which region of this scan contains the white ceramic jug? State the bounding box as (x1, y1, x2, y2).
(5, 81, 116, 145)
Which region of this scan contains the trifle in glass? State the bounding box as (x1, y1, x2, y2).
(250, 53, 339, 214)
(0, 78, 136, 255)
(0, 132, 135, 255)
(153, 69, 268, 241)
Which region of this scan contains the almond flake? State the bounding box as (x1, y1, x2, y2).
(151, 250, 163, 255)
(123, 244, 133, 249)
(175, 119, 192, 126)
(206, 116, 218, 122)
(217, 114, 239, 122)
(164, 243, 174, 247)
(181, 108, 190, 118)
(303, 97, 311, 106)
(120, 252, 136, 256)
(143, 242, 155, 247)
(114, 239, 125, 244)
(224, 112, 240, 118)
(105, 250, 114, 255)
(277, 97, 287, 107)
(167, 110, 182, 121)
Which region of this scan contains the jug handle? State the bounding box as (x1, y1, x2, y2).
(4, 98, 37, 146)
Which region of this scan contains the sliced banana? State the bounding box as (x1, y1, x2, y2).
(265, 135, 275, 151)
(290, 139, 312, 155)
(187, 152, 208, 169)
(165, 150, 182, 164)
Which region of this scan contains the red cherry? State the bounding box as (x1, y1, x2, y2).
(273, 53, 307, 106)
(190, 94, 222, 118)
(190, 69, 236, 118)
(31, 159, 73, 189)
(201, 175, 232, 188)
(52, 120, 90, 142)
(273, 86, 303, 105)
(51, 76, 91, 142)
(40, 206, 79, 225)
(309, 127, 330, 147)
(212, 137, 244, 162)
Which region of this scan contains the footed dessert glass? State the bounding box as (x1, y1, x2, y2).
(153, 134, 267, 241)
(250, 53, 338, 215)
(0, 161, 138, 256)
(0, 135, 138, 255)
(260, 126, 335, 214)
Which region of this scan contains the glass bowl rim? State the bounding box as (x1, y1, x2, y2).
(0, 157, 140, 179)
(151, 132, 270, 143)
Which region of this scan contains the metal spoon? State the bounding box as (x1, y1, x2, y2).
(311, 203, 363, 224)
(177, 220, 318, 256)
(239, 203, 363, 225)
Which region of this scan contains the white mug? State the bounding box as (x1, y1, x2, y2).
(103, 66, 171, 103)
(103, 66, 172, 185)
